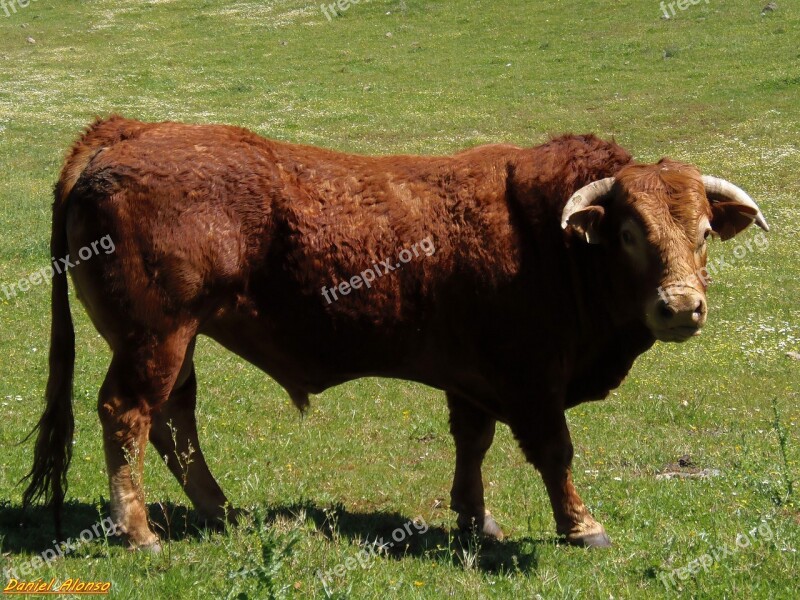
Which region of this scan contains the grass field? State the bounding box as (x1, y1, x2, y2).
(0, 1, 798, 598)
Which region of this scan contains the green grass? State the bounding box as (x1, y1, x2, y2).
(0, 1, 798, 598)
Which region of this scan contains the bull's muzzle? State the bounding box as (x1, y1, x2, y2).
(647, 284, 707, 342)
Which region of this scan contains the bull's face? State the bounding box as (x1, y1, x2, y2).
(562, 160, 769, 342)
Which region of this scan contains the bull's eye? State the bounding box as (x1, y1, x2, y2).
(621, 229, 635, 246)
(698, 228, 712, 251)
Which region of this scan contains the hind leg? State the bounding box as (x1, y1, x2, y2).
(99, 330, 193, 550)
(149, 338, 233, 524)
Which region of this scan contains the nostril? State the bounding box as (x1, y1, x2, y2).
(693, 298, 706, 320)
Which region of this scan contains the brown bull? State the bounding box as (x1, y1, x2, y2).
(23, 116, 767, 549)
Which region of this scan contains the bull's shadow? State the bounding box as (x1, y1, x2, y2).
(262, 501, 541, 573)
(0, 499, 541, 573)
(0, 499, 208, 555)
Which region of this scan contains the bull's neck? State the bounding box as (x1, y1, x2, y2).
(559, 244, 655, 405)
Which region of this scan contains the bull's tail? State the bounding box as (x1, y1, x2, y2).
(20, 152, 89, 536)
(21, 181, 75, 534)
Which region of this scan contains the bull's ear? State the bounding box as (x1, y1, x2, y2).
(709, 200, 758, 241)
(566, 205, 605, 244)
(702, 176, 769, 241)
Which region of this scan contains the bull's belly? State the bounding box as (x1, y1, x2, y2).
(199, 309, 499, 407)
(202, 314, 425, 392)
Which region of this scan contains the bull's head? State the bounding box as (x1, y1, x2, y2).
(561, 160, 768, 342)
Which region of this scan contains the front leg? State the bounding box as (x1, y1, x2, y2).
(512, 407, 610, 547)
(446, 393, 504, 540)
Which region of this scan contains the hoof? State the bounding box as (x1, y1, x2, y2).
(141, 541, 162, 554)
(457, 510, 505, 541)
(128, 539, 162, 553)
(198, 506, 242, 530)
(563, 530, 612, 548)
(224, 506, 243, 526)
(481, 512, 505, 541)
(120, 526, 161, 552)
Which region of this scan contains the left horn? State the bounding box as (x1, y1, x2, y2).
(702, 175, 769, 232)
(561, 177, 615, 229)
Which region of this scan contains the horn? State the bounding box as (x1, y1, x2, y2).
(701, 175, 769, 232)
(561, 177, 615, 230)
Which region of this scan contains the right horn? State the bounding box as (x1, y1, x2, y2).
(701, 175, 769, 232)
(561, 177, 615, 230)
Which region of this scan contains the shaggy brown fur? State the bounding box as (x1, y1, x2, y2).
(23, 116, 760, 548)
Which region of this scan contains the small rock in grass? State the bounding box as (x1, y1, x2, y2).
(656, 468, 721, 480)
(658, 455, 720, 480)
